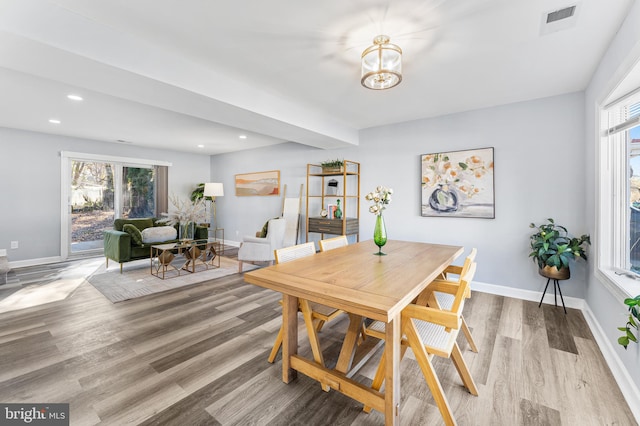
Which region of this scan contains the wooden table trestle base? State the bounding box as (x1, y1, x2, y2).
(244, 240, 463, 425)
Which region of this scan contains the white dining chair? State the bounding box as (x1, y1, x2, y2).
(318, 235, 348, 252)
(269, 242, 344, 371)
(363, 261, 479, 425)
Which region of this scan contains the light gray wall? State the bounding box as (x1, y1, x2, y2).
(210, 142, 316, 243)
(585, 2, 640, 390)
(212, 91, 587, 297)
(0, 127, 211, 262)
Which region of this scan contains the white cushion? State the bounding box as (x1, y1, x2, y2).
(141, 226, 177, 243)
(368, 318, 453, 352)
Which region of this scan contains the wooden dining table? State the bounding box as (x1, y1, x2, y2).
(243, 239, 463, 425)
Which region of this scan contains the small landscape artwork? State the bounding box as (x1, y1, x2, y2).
(235, 170, 280, 196)
(421, 147, 494, 218)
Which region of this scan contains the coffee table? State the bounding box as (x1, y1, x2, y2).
(150, 239, 221, 279)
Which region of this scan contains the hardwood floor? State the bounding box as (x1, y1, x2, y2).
(0, 252, 636, 425)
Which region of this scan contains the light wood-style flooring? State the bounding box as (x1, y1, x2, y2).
(0, 250, 636, 425)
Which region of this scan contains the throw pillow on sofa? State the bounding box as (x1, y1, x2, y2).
(141, 226, 178, 243)
(123, 224, 144, 246)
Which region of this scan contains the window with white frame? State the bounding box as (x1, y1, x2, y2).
(629, 119, 640, 273)
(600, 91, 640, 297)
(60, 151, 170, 260)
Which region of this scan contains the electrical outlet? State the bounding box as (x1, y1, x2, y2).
(10, 241, 18, 249)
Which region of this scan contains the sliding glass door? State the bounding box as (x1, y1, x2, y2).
(121, 166, 156, 219)
(70, 160, 116, 254)
(63, 153, 161, 258)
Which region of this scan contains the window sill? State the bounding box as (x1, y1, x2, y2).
(596, 267, 640, 302)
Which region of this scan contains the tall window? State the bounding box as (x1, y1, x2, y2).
(600, 93, 640, 296)
(628, 120, 640, 272)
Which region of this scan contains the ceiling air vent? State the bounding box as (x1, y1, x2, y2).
(540, 3, 579, 35)
(546, 6, 576, 24)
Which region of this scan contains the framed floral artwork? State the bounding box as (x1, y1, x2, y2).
(235, 170, 280, 196)
(421, 147, 494, 218)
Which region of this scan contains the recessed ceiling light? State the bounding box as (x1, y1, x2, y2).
(67, 94, 83, 101)
(49, 119, 61, 124)
(239, 135, 247, 139)
(197, 144, 205, 148)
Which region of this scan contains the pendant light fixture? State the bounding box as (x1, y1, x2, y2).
(361, 35, 402, 90)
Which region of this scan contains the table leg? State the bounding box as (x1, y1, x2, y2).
(298, 299, 325, 367)
(282, 294, 298, 383)
(385, 314, 401, 425)
(336, 313, 364, 374)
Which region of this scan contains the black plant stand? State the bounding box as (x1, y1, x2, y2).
(538, 277, 567, 314)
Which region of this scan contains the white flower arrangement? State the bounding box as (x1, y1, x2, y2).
(365, 186, 393, 215)
(157, 194, 206, 226)
(422, 153, 492, 198)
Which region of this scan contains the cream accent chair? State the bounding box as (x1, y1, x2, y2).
(237, 184, 302, 272)
(363, 259, 479, 425)
(237, 218, 288, 272)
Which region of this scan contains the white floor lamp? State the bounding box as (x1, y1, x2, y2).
(204, 183, 224, 232)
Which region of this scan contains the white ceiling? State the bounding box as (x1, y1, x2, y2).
(0, 0, 634, 155)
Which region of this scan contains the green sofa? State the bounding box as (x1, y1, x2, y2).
(103, 218, 208, 272)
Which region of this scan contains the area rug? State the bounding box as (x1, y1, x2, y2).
(87, 257, 258, 303)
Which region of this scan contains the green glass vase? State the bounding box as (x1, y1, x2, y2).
(373, 214, 387, 255)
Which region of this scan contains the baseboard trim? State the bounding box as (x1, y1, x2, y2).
(471, 280, 585, 310)
(9, 256, 63, 269)
(580, 303, 640, 423)
(473, 280, 640, 423)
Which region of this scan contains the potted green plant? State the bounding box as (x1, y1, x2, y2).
(320, 159, 344, 174)
(618, 295, 640, 349)
(190, 183, 213, 203)
(529, 218, 591, 279)
(190, 184, 214, 227)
